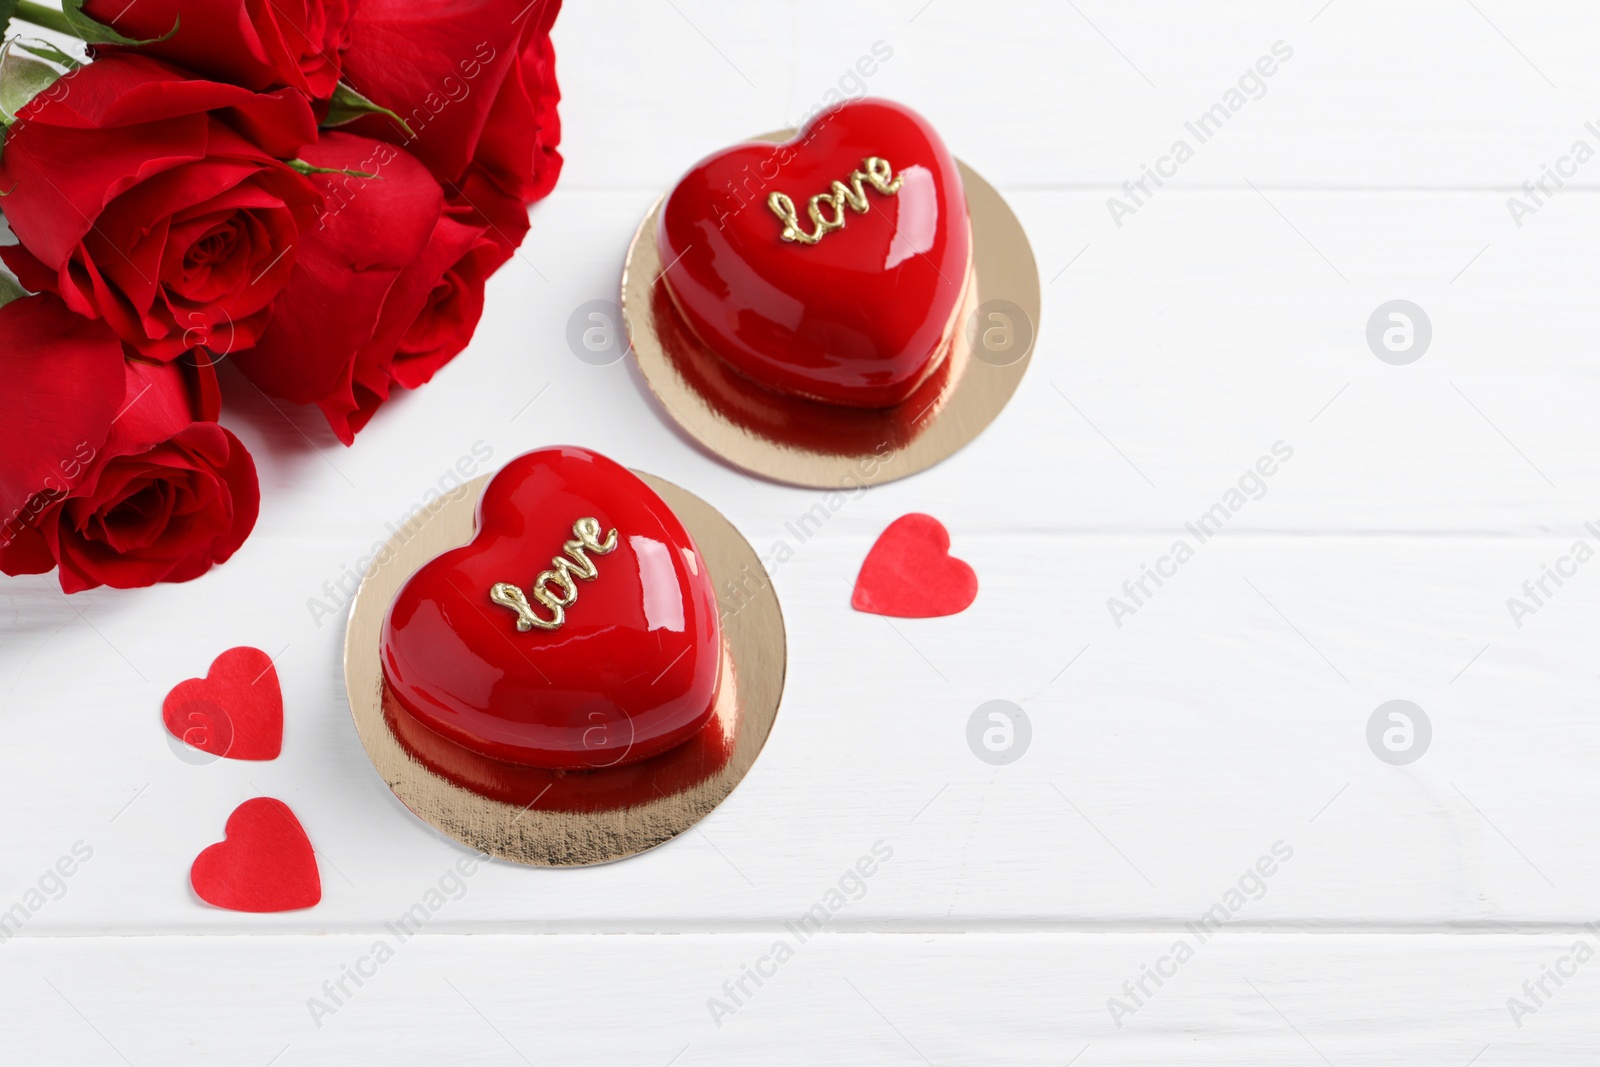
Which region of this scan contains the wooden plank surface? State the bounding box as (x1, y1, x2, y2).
(4, 934, 1599, 1065)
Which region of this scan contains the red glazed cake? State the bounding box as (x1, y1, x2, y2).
(657, 98, 972, 409)
(380, 447, 723, 771)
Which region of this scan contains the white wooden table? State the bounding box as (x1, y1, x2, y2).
(4, 1, 1600, 1062)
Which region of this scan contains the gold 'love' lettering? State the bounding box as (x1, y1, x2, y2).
(489, 517, 619, 632)
(767, 156, 904, 246)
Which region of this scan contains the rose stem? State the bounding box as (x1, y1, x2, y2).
(10, 3, 77, 38)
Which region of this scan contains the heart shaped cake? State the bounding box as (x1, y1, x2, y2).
(380, 447, 723, 770)
(657, 98, 971, 408)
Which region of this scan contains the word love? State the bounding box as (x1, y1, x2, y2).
(490, 517, 619, 632)
(767, 156, 903, 245)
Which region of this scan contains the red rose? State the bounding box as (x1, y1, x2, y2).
(391, 213, 501, 389)
(0, 294, 260, 592)
(469, 14, 563, 205)
(233, 132, 491, 443)
(0, 55, 322, 361)
(338, 0, 562, 259)
(0, 294, 126, 531)
(81, 0, 359, 100)
(446, 167, 530, 272)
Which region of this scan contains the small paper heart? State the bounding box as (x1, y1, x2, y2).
(162, 647, 283, 761)
(852, 513, 977, 618)
(190, 798, 320, 913)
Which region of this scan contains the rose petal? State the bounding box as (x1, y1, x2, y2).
(83, 0, 356, 100)
(0, 296, 125, 522)
(233, 133, 441, 410)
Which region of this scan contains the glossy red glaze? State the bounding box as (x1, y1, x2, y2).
(658, 98, 970, 408)
(382, 682, 735, 813)
(381, 447, 722, 770)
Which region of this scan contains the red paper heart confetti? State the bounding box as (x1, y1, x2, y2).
(190, 798, 320, 913)
(162, 647, 283, 761)
(852, 513, 977, 618)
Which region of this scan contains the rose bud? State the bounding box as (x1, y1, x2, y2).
(232, 132, 493, 443)
(0, 293, 260, 592)
(338, 0, 563, 262)
(0, 55, 322, 361)
(79, 0, 358, 100)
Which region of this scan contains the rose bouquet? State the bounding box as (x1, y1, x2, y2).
(0, 0, 562, 592)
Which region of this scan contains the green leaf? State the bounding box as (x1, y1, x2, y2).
(58, 0, 176, 46)
(0, 264, 29, 309)
(287, 158, 376, 180)
(0, 0, 20, 36)
(0, 37, 78, 127)
(320, 81, 414, 139)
